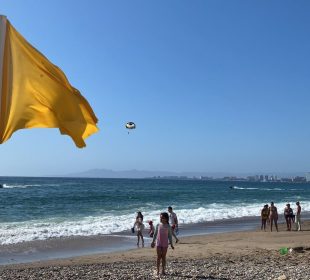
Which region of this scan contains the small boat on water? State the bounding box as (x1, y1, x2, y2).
(0, 184, 3, 188)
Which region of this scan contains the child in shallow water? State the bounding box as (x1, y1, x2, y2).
(148, 220, 155, 238)
(151, 212, 174, 276)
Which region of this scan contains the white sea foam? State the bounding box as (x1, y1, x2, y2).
(2, 184, 27, 189)
(231, 186, 285, 191)
(1, 201, 310, 245)
(1, 184, 42, 189)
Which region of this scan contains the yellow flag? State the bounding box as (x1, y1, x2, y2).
(0, 16, 98, 148)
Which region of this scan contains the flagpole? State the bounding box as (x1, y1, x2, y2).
(0, 15, 7, 106)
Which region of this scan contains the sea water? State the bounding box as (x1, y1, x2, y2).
(0, 177, 309, 245)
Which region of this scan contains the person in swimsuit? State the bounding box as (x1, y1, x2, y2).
(295, 201, 301, 231)
(261, 204, 269, 231)
(284, 203, 293, 231)
(151, 212, 174, 276)
(269, 202, 278, 232)
(133, 211, 145, 247)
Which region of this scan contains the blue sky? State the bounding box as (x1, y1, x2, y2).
(1, 1, 310, 176)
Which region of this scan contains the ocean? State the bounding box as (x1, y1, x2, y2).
(0, 177, 309, 246)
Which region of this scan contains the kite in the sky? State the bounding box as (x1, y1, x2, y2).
(0, 15, 98, 148)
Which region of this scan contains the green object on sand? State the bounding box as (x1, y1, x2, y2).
(279, 247, 288, 255)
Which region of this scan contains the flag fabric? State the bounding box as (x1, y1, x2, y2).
(0, 16, 98, 148)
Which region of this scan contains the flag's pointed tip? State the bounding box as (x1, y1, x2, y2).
(0, 15, 7, 22)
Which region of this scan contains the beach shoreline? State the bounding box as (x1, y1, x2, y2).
(1, 221, 310, 279)
(1, 214, 310, 267)
(0, 215, 264, 266)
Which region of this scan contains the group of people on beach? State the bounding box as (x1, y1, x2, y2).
(132, 206, 179, 276)
(260, 201, 302, 232)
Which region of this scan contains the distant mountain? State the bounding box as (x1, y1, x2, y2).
(61, 169, 171, 178)
(57, 169, 307, 179)
(60, 169, 207, 179)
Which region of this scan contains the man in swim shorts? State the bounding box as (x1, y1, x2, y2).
(168, 206, 179, 243)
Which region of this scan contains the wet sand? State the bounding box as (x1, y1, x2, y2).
(1, 220, 310, 279)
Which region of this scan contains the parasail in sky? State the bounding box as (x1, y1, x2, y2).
(125, 122, 136, 133)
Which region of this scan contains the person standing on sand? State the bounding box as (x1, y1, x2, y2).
(261, 204, 269, 231)
(295, 201, 301, 231)
(284, 203, 293, 231)
(168, 206, 179, 243)
(269, 202, 278, 232)
(133, 211, 145, 247)
(151, 212, 174, 277)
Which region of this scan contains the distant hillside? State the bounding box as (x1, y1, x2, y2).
(61, 169, 176, 178)
(57, 169, 307, 179)
(60, 169, 219, 179)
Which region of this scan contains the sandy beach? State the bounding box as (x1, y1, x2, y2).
(1, 221, 310, 280)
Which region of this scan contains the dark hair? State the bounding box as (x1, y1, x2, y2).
(136, 211, 143, 220)
(160, 212, 169, 223)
